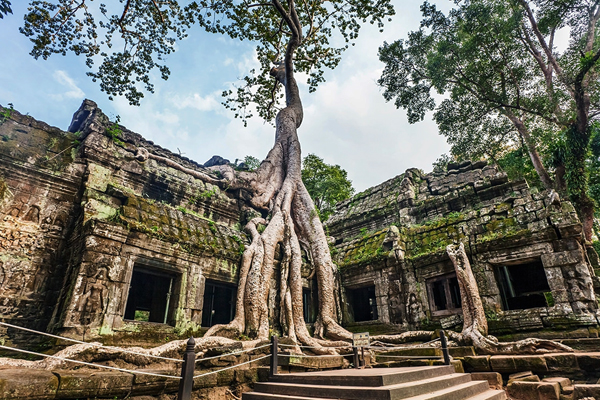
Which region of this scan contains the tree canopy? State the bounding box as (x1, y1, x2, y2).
(0, 0, 11, 18)
(18, 0, 393, 120)
(378, 0, 600, 242)
(301, 154, 354, 220)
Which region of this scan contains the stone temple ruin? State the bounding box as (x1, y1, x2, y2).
(0, 99, 599, 350)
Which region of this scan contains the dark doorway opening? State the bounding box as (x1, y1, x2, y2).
(496, 261, 550, 310)
(349, 285, 378, 322)
(303, 278, 319, 324)
(202, 280, 236, 327)
(427, 273, 462, 316)
(124, 266, 176, 325)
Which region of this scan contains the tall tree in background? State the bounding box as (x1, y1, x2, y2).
(378, 0, 600, 243)
(302, 154, 354, 221)
(18, 0, 393, 347)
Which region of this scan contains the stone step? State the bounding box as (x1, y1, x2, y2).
(400, 381, 497, 400)
(270, 366, 456, 387)
(242, 393, 329, 400)
(253, 373, 473, 400)
(379, 348, 442, 357)
(465, 389, 507, 400)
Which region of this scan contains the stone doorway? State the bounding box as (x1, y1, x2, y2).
(348, 285, 378, 322)
(124, 266, 177, 325)
(496, 260, 551, 310)
(201, 280, 237, 327)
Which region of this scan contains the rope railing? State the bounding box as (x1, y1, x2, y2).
(0, 344, 181, 379)
(0, 324, 453, 400)
(195, 343, 270, 363)
(0, 321, 183, 362)
(193, 354, 271, 379)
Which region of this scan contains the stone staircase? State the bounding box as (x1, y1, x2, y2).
(243, 365, 506, 400)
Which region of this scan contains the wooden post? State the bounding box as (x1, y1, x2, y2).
(353, 346, 359, 368)
(270, 335, 278, 377)
(177, 336, 196, 400)
(361, 346, 365, 368)
(440, 330, 450, 366)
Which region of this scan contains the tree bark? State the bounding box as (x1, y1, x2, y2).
(444, 243, 572, 354)
(505, 112, 554, 190)
(204, 0, 351, 350)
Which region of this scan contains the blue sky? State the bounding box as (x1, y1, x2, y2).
(0, 1, 452, 192)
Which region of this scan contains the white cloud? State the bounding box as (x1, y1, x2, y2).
(171, 92, 221, 112)
(51, 70, 85, 100)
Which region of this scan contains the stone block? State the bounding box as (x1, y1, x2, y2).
(235, 368, 259, 384)
(55, 370, 134, 398)
(573, 384, 600, 399)
(537, 381, 560, 400)
(542, 377, 572, 390)
(192, 372, 218, 389)
(463, 355, 491, 372)
(507, 380, 540, 400)
(471, 372, 503, 390)
(541, 251, 582, 268)
(131, 370, 178, 396)
(448, 347, 476, 357)
(0, 369, 59, 399)
(576, 353, 600, 372)
(509, 371, 534, 380)
(544, 353, 578, 372)
(216, 368, 236, 386)
(512, 355, 549, 372)
(491, 356, 517, 372)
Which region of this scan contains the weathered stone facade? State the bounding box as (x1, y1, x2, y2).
(0, 100, 598, 348)
(326, 162, 599, 336)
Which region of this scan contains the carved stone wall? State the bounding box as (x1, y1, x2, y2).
(0, 100, 598, 347)
(327, 162, 599, 335)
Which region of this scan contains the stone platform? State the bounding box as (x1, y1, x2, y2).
(243, 366, 506, 400)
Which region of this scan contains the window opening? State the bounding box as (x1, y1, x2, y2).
(202, 280, 236, 327)
(124, 266, 176, 325)
(496, 261, 550, 310)
(348, 285, 378, 322)
(427, 273, 462, 315)
(302, 278, 319, 323)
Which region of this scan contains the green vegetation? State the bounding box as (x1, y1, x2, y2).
(302, 154, 354, 221)
(0, 103, 13, 125)
(378, 0, 600, 242)
(106, 116, 124, 146)
(237, 155, 261, 172)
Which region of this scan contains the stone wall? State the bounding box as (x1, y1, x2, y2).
(0, 101, 250, 345)
(326, 161, 599, 335)
(0, 100, 598, 347)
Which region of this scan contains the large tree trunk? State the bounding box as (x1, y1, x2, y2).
(444, 243, 572, 354)
(204, 0, 351, 351)
(505, 112, 554, 190)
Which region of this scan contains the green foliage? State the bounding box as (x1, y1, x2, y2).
(378, 0, 600, 217)
(496, 147, 542, 189)
(0, 103, 13, 125)
(301, 153, 354, 221)
(19, 0, 394, 117)
(237, 155, 261, 172)
(0, 0, 11, 19)
(106, 116, 124, 146)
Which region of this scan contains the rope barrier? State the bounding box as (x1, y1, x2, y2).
(193, 354, 271, 379)
(375, 355, 442, 359)
(278, 343, 351, 349)
(0, 344, 181, 379)
(0, 321, 183, 363)
(195, 343, 270, 363)
(368, 338, 441, 352)
(277, 353, 351, 358)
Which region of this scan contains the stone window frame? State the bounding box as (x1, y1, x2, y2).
(345, 283, 379, 323)
(426, 272, 462, 317)
(121, 258, 184, 327)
